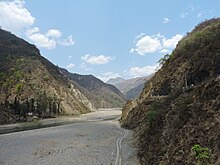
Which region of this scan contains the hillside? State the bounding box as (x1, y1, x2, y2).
(59, 69, 126, 108)
(106, 77, 125, 85)
(125, 83, 145, 100)
(108, 76, 152, 100)
(0, 29, 93, 124)
(121, 18, 220, 164)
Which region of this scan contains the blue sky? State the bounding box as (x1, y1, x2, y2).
(0, 0, 220, 81)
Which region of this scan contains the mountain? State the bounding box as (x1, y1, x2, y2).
(59, 69, 126, 108)
(106, 77, 125, 85)
(125, 83, 145, 100)
(0, 29, 94, 124)
(109, 76, 152, 100)
(120, 18, 220, 164)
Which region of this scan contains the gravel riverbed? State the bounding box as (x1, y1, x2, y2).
(0, 108, 139, 165)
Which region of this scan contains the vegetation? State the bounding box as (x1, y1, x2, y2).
(0, 29, 94, 124)
(121, 18, 220, 164)
(192, 144, 212, 164)
(0, 91, 62, 124)
(158, 54, 171, 66)
(145, 100, 165, 124)
(15, 83, 23, 94)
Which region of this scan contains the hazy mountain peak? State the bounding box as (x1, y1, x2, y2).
(106, 77, 125, 85)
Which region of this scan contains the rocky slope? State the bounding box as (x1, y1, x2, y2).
(0, 29, 93, 124)
(60, 69, 126, 108)
(121, 18, 220, 164)
(108, 76, 152, 100)
(125, 83, 145, 100)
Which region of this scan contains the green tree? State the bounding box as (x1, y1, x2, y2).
(158, 54, 170, 66)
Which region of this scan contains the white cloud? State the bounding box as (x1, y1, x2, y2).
(134, 33, 146, 42)
(46, 29, 62, 38)
(26, 27, 39, 35)
(160, 49, 170, 53)
(129, 48, 135, 54)
(97, 72, 120, 82)
(66, 63, 75, 69)
(163, 18, 170, 24)
(130, 33, 183, 55)
(131, 34, 162, 55)
(0, 0, 35, 33)
(58, 35, 74, 46)
(128, 65, 159, 77)
(26, 27, 75, 49)
(0, 0, 74, 49)
(180, 5, 213, 20)
(79, 62, 93, 72)
(162, 34, 183, 49)
(68, 55, 72, 59)
(81, 54, 114, 65)
(26, 27, 56, 49)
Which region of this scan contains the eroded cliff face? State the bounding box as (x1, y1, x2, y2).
(121, 18, 220, 164)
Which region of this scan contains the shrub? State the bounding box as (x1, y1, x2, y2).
(15, 83, 23, 94)
(192, 144, 212, 164)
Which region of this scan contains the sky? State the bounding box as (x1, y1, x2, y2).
(0, 0, 220, 82)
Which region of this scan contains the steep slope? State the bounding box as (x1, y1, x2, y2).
(111, 76, 152, 99)
(125, 83, 145, 100)
(59, 69, 126, 108)
(121, 18, 220, 164)
(106, 77, 125, 85)
(0, 29, 93, 124)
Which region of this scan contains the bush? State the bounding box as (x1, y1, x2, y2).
(15, 83, 23, 94)
(192, 144, 212, 164)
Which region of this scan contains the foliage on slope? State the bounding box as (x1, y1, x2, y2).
(121, 18, 220, 164)
(0, 29, 93, 124)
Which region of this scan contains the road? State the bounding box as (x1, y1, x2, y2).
(0, 108, 139, 165)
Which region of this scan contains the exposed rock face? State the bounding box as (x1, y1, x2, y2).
(121, 18, 220, 164)
(0, 29, 93, 124)
(59, 69, 126, 109)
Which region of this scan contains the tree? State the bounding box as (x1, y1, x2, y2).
(29, 98, 35, 114)
(52, 101, 57, 115)
(13, 96, 20, 115)
(158, 54, 170, 66)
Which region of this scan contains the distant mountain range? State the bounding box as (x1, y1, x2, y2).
(0, 29, 125, 124)
(107, 76, 153, 100)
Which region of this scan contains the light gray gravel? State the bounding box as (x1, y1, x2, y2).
(0, 108, 139, 165)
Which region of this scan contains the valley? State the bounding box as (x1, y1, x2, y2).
(0, 108, 139, 165)
(0, 1, 219, 164)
